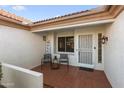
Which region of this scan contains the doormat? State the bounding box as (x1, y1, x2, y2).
(79, 67, 94, 72)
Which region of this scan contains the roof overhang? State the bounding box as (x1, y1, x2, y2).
(31, 6, 108, 26)
(0, 16, 30, 31)
(32, 19, 115, 32)
(30, 5, 124, 32)
(0, 15, 31, 30)
(0, 5, 123, 31)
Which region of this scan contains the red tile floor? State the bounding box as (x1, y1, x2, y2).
(32, 63, 111, 88)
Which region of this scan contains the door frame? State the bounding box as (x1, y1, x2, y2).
(75, 33, 95, 68)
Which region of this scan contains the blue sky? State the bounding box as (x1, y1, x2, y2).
(0, 5, 98, 22)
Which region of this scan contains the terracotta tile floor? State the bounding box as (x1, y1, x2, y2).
(32, 63, 111, 88)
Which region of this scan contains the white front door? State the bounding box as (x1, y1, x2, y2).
(78, 34, 94, 68)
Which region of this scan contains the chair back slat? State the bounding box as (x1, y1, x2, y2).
(60, 54, 68, 59)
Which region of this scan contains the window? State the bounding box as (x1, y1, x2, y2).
(98, 33, 102, 63)
(58, 36, 74, 52)
(58, 37, 65, 52)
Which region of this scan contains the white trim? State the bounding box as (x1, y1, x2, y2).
(32, 19, 115, 32)
(2, 63, 42, 77)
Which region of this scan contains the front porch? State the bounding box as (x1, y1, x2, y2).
(32, 63, 111, 88)
(37, 24, 108, 70)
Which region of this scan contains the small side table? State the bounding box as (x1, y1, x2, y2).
(51, 56, 60, 69)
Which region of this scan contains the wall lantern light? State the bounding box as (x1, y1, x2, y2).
(101, 36, 108, 44)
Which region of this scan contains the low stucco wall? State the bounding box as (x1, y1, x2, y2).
(1, 63, 43, 88)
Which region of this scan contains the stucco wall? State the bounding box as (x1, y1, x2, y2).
(0, 25, 45, 69)
(104, 10, 124, 87)
(1, 63, 43, 88)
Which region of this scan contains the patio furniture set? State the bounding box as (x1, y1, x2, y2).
(41, 54, 69, 69)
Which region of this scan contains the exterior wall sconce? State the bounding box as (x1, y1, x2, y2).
(101, 36, 108, 44)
